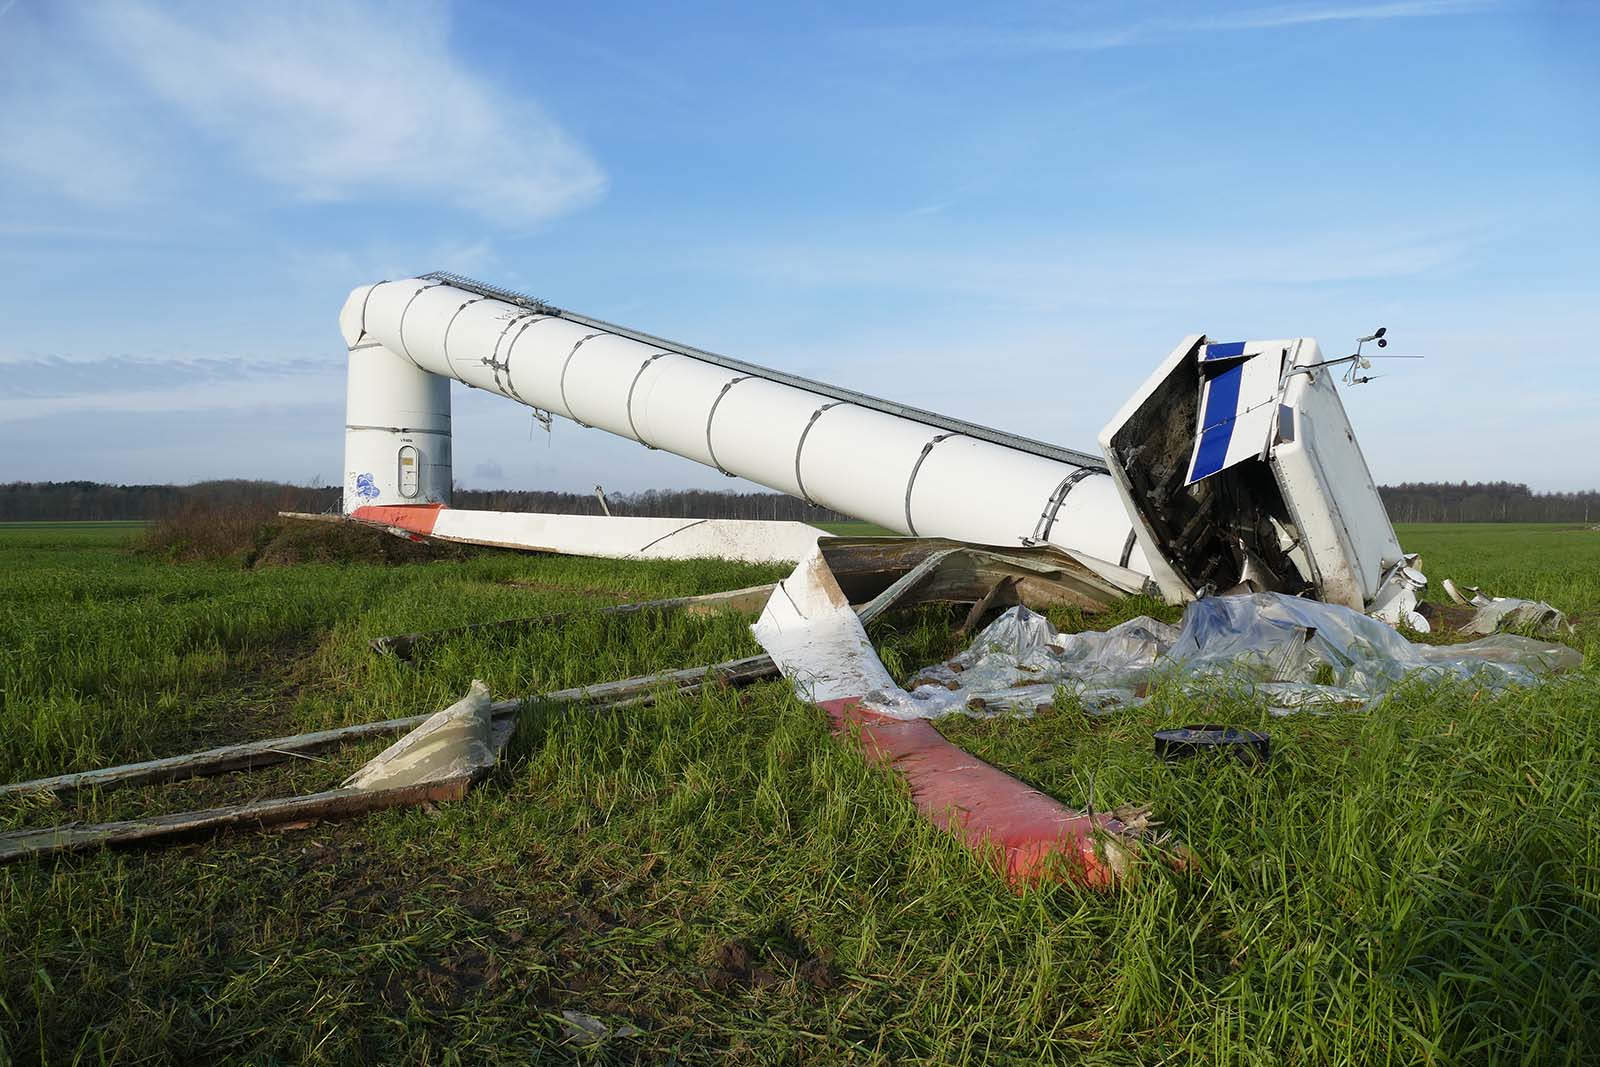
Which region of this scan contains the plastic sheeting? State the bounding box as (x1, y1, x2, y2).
(751, 538, 1135, 706)
(864, 592, 1582, 720)
(344, 680, 499, 789)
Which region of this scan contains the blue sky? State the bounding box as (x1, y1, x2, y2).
(1, 0, 1595, 493)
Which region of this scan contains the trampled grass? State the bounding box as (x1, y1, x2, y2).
(1, 522, 1597, 1064)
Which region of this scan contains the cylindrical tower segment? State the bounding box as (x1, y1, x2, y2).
(346, 276, 1145, 568)
(339, 285, 452, 512)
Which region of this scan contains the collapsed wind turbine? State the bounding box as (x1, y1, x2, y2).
(337, 272, 1426, 624)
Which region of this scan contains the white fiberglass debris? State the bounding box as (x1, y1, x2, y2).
(1442, 578, 1572, 636)
(866, 593, 1581, 720)
(343, 680, 498, 790)
(1365, 556, 1431, 631)
(751, 545, 900, 704)
(559, 1010, 642, 1045)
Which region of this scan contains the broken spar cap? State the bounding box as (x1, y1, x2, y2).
(340, 274, 1422, 621)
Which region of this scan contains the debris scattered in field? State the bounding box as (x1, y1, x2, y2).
(0, 657, 788, 864)
(753, 539, 1131, 709)
(819, 535, 1142, 614)
(1442, 578, 1572, 636)
(344, 680, 499, 790)
(0, 776, 486, 864)
(1, 680, 517, 864)
(371, 583, 776, 659)
(871, 606, 1177, 718)
(3, 653, 784, 806)
(750, 541, 1580, 890)
(872, 593, 1580, 719)
(559, 1010, 642, 1045)
(753, 543, 1152, 889)
(1154, 725, 1272, 765)
(754, 547, 895, 704)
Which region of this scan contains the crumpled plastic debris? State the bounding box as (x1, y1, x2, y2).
(343, 679, 498, 790)
(864, 592, 1581, 720)
(1442, 578, 1572, 636)
(559, 1010, 643, 1045)
(872, 608, 1178, 718)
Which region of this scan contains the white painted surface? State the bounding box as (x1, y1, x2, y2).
(429, 509, 827, 565)
(344, 277, 1139, 567)
(1096, 335, 1207, 604)
(1100, 336, 1407, 610)
(340, 316, 451, 513)
(751, 545, 898, 703)
(339, 278, 1404, 618)
(1185, 341, 1291, 485)
(1271, 342, 1405, 606)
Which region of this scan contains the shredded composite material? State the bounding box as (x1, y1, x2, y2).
(866, 594, 1580, 719)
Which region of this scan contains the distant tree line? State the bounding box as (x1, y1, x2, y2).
(456, 486, 852, 522)
(0, 480, 335, 521)
(1379, 482, 1600, 524)
(0, 480, 853, 524)
(6, 479, 1596, 525)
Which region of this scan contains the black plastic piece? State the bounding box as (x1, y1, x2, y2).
(1153, 724, 1271, 766)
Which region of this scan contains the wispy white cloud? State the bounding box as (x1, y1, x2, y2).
(710, 223, 1487, 310)
(1190, 0, 1495, 30)
(0, 354, 342, 422)
(0, 0, 605, 226)
(0, 11, 169, 208)
(857, 0, 1495, 58)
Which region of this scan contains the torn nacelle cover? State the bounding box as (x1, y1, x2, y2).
(1099, 336, 1421, 621)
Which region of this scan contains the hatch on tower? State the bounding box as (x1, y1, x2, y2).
(398, 445, 420, 499)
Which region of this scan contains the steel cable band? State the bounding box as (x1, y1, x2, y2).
(355, 279, 388, 345)
(396, 282, 444, 369)
(345, 423, 452, 437)
(625, 353, 669, 448)
(705, 376, 753, 476)
(497, 313, 551, 403)
(793, 402, 846, 507)
(441, 297, 487, 381)
(1031, 466, 1100, 544)
(1119, 527, 1139, 568)
(903, 433, 958, 536)
(417, 271, 1108, 472)
(557, 332, 606, 426)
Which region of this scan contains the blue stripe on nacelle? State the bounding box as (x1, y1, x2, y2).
(1202, 341, 1247, 360)
(1189, 361, 1243, 481)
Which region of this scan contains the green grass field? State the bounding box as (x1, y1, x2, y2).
(2, 521, 1597, 1065)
